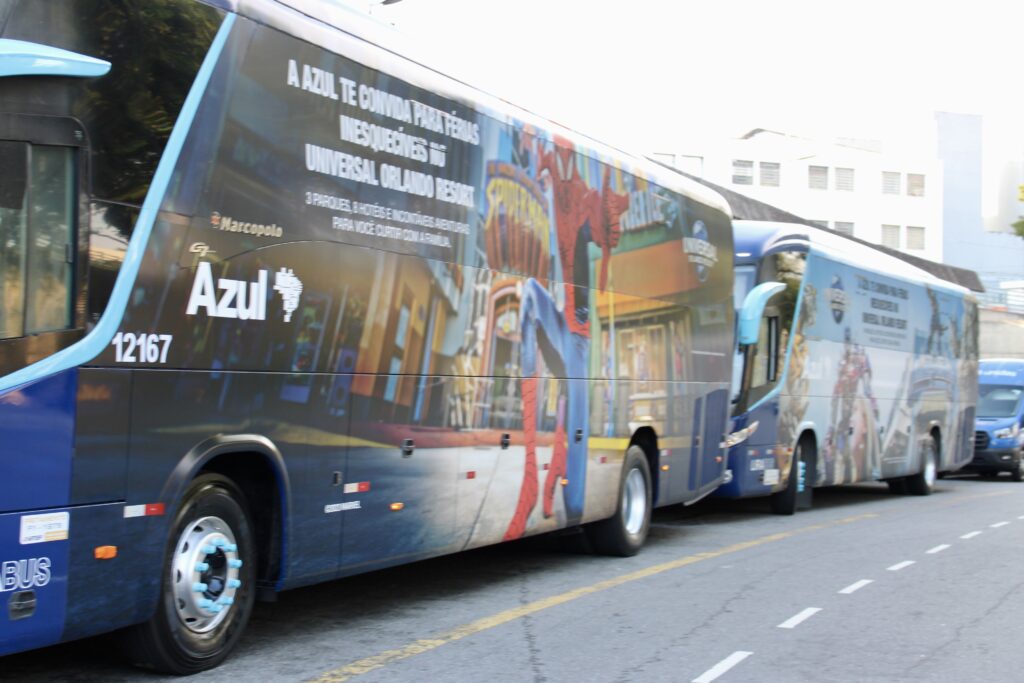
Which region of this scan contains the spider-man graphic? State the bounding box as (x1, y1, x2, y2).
(504, 132, 629, 539)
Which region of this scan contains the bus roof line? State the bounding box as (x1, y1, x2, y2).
(0, 13, 237, 396)
(0, 39, 111, 78)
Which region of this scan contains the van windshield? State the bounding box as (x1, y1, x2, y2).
(978, 384, 1024, 418)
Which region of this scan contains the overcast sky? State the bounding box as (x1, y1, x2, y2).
(372, 0, 1024, 154)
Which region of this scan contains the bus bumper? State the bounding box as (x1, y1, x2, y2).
(714, 447, 785, 498)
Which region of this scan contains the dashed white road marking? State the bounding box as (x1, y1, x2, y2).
(926, 544, 951, 554)
(777, 607, 822, 629)
(990, 521, 1010, 528)
(960, 531, 982, 539)
(1018, 515, 1024, 520)
(838, 579, 873, 595)
(693, 651, 754, 683)
(887, 561, 916, 572)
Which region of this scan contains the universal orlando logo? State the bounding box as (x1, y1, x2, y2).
(682, 220, 718, 282)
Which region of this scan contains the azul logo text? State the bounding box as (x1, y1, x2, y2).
(186, 262, 302, 322)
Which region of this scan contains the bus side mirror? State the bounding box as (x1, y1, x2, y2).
(738, 281, 785, 346)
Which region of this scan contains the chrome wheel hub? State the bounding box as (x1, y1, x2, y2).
(171, 515, 242, 633)
(622, 468, 647, 535)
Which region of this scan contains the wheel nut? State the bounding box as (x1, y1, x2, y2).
(228, 559, 243, 569)
(193, 582, 208, 592)
(195, 562, 210, 572)
(228, 579, 242, 589)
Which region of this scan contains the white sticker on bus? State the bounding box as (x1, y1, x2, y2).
(324, 501, 361, 513)
(19, 512, 69, 544)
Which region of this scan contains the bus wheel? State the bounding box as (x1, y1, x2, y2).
(125, 474, 256, 674)
(586, 446, 652, 556)
(770, 440, 812, 515)
(906, 438, 938, 496)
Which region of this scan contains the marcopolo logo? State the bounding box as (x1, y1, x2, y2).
(827, 275, 848, 323)
(1, 557, 51, 592)
(682, 219, 718, 282)
(211, 211, 284, 238)
(186, 262, 303, 322)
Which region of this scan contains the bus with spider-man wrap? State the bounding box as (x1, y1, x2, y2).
(0, 0, 735, 672)
(720, 220, 978, 514)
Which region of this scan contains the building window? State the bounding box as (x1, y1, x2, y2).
(835, 167, 855, 191)
(882, 171, 901, 195)
(906, 226, 925, 250)
(834, 221, 854, 236)
(881, 224, 900, 248)
(907, 173, 925, 197)
(810, 219, 828, 228)
(732, 159, 754, 185)
(759, 161, 780, 187)
(808, 165, 828, 190)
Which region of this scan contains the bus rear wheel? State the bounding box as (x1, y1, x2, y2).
(586, 446, 652, 556)
(125, 474, 256, 674)
(906, 437, 938, 496)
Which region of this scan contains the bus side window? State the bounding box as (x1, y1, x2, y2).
(750, 314, 780, 389)
(0, 141, 28, 338)
(0, 142, 76, 339)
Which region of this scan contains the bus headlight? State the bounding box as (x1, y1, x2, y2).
(721, 421, 759, 449)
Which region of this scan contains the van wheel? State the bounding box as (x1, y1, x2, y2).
(586, 446, 651, 556)
(906, 437, 938, 496)
(1011, 457, 1023, 482)
(887, 478, 908, 494)
(124, 474, 255, 674)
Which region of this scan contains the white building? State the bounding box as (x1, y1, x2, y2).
(653, 128, 944, 263)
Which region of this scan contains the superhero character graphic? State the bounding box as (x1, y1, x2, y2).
(825, 328, 880, 482)
(504, 133, 629, 539)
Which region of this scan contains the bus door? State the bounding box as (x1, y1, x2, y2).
(0, 115, 85, 512)
(0, 115, 84, 652)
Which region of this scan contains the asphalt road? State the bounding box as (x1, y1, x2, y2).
(4, 475, 1023, 682)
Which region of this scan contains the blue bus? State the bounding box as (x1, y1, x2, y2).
(0, 0, 736, 672)
(965, 359, 1024, 479)
(720, 220, 979, 514)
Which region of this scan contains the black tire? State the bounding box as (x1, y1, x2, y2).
(770, 440, 812, 515)
(1012, 459, 1023, 482)
(123, 474, 256, 674)
(906, 437, 938, 496)
(887, 478, 908, 495)
(586, 446, 652, 557)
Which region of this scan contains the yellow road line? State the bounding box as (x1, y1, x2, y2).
(307, 512, 878, 683)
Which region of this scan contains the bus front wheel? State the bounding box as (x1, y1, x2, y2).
(771, 440, 813, 515)
(586, 446, 652, 556)
(125, 474, 256, 674)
